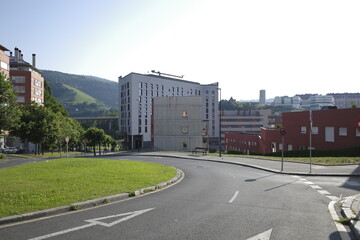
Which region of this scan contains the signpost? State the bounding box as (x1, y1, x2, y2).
(65, 137, 69, 158)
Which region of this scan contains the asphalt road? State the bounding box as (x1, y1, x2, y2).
(1, 155, 357, 240)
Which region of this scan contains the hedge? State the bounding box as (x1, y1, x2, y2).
(265, 146, 360, 158)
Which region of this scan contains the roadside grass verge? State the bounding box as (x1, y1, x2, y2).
(208, 153, 360, 165)
(0, 158, 176, 218)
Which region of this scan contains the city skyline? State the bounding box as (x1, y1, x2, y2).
(2, 0, 360, 100)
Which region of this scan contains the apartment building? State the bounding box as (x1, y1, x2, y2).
(9, 47, 44, 105)
(0, 45, 10, 77)
(118, 72, 219, 149)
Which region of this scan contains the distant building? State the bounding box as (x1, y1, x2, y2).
(152, 96, 204, 151)
(221, 109, 271, 149)
(0, 45, 10, 77)
(259, 90, 266, 105)
(225, 108, 360, 154)
(118, 72, 219, 149)
(273, 96, 301, 109)
(9, 47, 44, 105)
(329, 93, 360, 109)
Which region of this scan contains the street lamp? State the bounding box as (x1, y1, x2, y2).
(218, 88, 222, 157)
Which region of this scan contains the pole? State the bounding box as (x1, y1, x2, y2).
(309, 110, 312, 173)
(218, 88, 222, 157)
(281, 135, 284, 171)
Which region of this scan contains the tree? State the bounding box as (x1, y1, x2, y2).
(83, 127, 105, 156)
(0, 73, 20, 132)
(11, 103, 57, 154)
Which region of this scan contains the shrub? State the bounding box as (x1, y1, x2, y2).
(227, 149, 243, 155)
(209, 148, 217, 153)
(0, 153, 5, 159)
(265, 146, 360, 157)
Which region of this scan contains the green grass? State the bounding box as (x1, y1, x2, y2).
(209, 153, 360, 165)
(0, 158, 176, 218)
(61, 84, 97, 104)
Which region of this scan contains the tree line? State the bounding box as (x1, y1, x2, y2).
(0, 73, 117, 156)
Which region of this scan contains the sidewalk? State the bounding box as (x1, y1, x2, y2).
(134, 151, 360, 176)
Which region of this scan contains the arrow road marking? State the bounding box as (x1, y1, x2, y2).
(28, 208, 155, 240)
(246, 229, 272, 240)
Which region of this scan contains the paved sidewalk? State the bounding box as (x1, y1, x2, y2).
(135, 151, 360, 176)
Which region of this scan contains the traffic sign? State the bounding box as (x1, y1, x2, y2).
(357, 117, 360, 132)
(65, 137, 69, 143)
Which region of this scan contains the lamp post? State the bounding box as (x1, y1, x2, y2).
(218, 88, 222, 157)
(309, 110, 312, 173)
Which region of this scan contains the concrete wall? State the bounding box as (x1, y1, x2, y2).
(153, 96, 204, 151)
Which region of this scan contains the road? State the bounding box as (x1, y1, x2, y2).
(1, 155, 358, 240)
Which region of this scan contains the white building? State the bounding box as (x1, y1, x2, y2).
(153, 96, 204, 151)
(118, 72, 219, 149)
(259, 90, 266, 105)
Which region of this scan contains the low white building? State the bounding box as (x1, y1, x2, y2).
(152, 96, 204, 151)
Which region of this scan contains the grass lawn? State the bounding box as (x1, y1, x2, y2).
(0, 158, 176, 218)
(208, 153, 360, 165)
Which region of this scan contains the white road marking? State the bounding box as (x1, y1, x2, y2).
(246, 229, 272, 240)
(310, 185, 322, 190)
(28, 208, 155, 240)
(317, 190, 331, 195)
(303, 181, 314, 185)
(229, 191, 239, 203)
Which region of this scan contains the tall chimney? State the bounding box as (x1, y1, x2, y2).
(14, 48, 19, 61)
(32, 54, 36, 67)
(19, 50, 22, 61)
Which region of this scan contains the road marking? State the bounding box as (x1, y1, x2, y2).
(229, 191, 239, 203)
(303, 181, 314, 185)
(317, 190, 331, 195)
(246, 229, 272, 240)
(310, 185, 322, 190)
(28, 208, 155, 240)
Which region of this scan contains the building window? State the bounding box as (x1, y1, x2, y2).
(182, 111, 188, 118)
(339, 127, 347, 136)
(181, 126, 188, 134)
(11, 76, 25, 83)
(17, 96, 25, 103)
(0, 61, 8, 70)
(301, 126, 307, 134)
(325, 127, 335, 142)
(288, 145, 293, 151)
(13, 86, 25, 93)
(312, 127, 318, 134)
(356, 128, 360, 137)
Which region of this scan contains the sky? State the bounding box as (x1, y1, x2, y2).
(2, 0, 360, 101)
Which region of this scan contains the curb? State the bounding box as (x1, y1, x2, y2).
(340, 195, 360, 239)
(136, 153, 360, 177)
(0, 168, 184, 226)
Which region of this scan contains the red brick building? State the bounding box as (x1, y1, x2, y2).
(0, 45, 10, 77)
(9, 47, 44, 105)
(225, 108, 360, 155)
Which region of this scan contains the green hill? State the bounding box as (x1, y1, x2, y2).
(42, 70, 118, 117)
(59, 84, 97, 105)
(42, 70, 118, 108)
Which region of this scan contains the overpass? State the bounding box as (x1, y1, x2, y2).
(72, 116, 118, 132)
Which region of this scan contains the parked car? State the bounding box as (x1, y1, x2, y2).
(3, 147, 18, 154)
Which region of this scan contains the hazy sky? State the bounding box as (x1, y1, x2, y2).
(2, 0, 360, 100)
